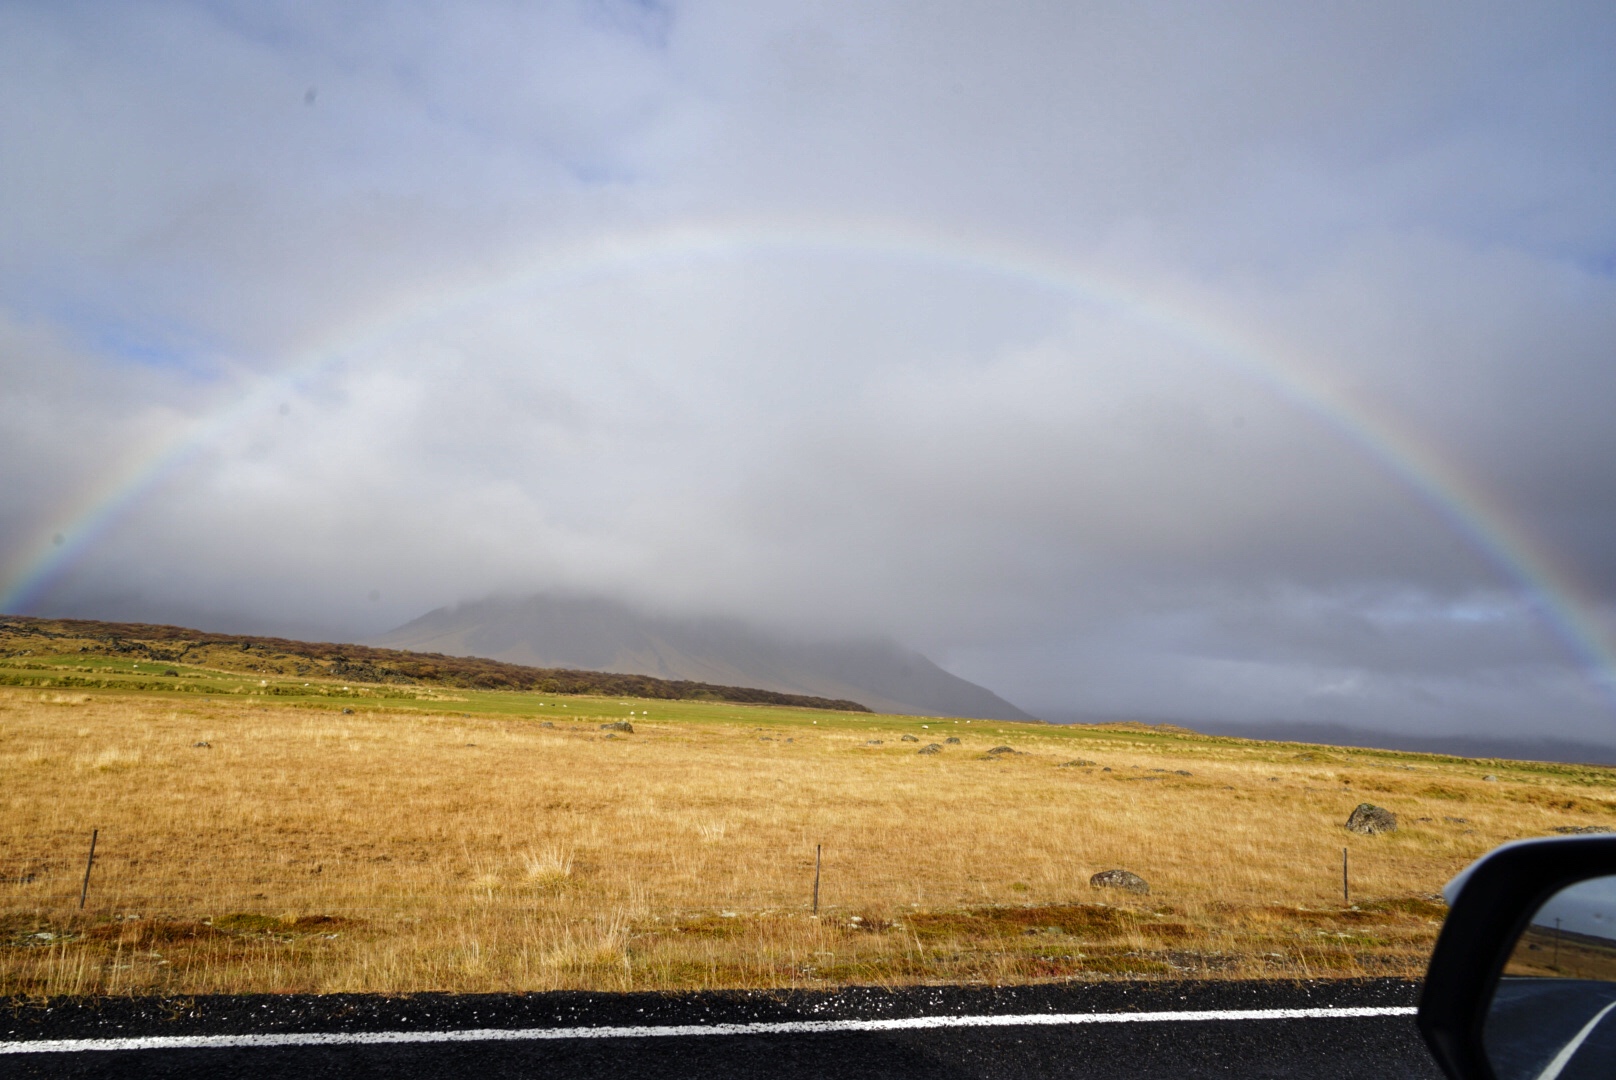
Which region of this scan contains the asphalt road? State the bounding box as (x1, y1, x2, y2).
(1485, 978, 1616, 1080)
(1, 979, 1439, 1079)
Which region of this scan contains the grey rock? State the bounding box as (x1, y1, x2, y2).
(900, 734, 920, 743)
(945, 737, 961, 744)
(1059, 758, 1097, 767)
(1346, 803, 1398, 835)
(341, 708, 354, 715)
(1552, 825, 1615, 835)
(540, 721, 554, 728)
(191, 741, 211, 748)
(1482, 775, 1498, 782)
(1090, 869, 1150, 894)
(600, 720, 634, 733)
(986, 746, 1017, 756)
(866, 739, 884, 745)
(918, 743, 943, 755)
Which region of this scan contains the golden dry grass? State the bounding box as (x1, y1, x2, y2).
(3, 685, 1614, 995)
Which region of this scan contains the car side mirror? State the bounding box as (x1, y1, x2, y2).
(1420, 836, 1616, 1080)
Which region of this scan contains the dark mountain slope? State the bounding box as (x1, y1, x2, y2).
(376, 595, 1035, 721)
(0, 615, 870, 711)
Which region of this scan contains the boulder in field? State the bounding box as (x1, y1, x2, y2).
(918, 743, 943, 755)
(1090, 869, 1150, 894)
(600, 720, 634, 733)
(1346, 803, 1397, 835)
(900, 734, 920, 743)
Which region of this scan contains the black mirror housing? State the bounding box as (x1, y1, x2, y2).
(1420, 836, 1616, 1080)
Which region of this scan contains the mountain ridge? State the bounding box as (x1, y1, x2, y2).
(376, 595, 1035, 721)
(0, 615, 871, 711)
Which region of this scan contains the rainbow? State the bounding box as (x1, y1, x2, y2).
(5, 216, 1613, 706)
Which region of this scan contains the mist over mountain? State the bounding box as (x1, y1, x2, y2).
(376, 595, 1034, 721)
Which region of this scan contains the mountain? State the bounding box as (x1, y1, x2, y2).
(375, 595, 1035, 721)
(0, 615, 870, 711)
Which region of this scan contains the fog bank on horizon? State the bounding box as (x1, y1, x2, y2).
(2, 3, 1614, 748)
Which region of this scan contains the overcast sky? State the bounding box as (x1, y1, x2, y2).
(3, 2, 1614, 743)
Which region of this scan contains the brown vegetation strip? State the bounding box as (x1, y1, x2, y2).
(0, 617, 870, 711)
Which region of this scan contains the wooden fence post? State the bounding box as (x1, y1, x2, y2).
(79, 829, 98, 910)
(813, 844, 821, 914)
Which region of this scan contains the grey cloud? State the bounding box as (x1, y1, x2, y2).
(3, 2, 1614, 746)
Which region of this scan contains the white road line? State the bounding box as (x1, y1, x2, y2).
(0, 1006, 1416, 1055)
(1534, 999, 1616, 1080)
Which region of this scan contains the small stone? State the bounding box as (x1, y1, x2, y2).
(1552, 825, 1615, 835)
(866, 739, 884, 745)
(1102, 767, 1112, 772)
(1174, 770, 1192, 776)
(900, 734, 920, 743)
(945, 737, 961, 744)
(1059, 759, 1097, 768)
(601, 732, 617, 739)
(540, 721, 554, 728)
(986, 746, 1016, 756)
(1346, 803, 1398, 835)
(600, 721, 634, 733)
(1482, 775, 1498, 782)
(918, 743, 943, 755)
(341, 707, 354, 714)
(191, 741, 211, 748)
(1090, 869, 1150, 894)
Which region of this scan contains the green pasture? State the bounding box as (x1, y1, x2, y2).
(1, 652, 1604, 788)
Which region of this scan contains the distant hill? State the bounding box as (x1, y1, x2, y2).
(0, 615, 870, 711)
(376, 595, 1036, 721)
